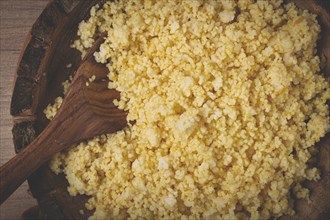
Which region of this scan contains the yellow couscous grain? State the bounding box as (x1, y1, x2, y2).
(44, 0, 330, 219)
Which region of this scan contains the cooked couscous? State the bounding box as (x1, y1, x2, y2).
(44, 0, 330, 219)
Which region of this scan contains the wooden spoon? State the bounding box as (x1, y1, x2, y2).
(0, 37, 127, 204)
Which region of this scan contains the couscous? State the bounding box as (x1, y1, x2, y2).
(44, 0, 330, 219)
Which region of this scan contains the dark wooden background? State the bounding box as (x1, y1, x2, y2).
(0, 1, 48, 219)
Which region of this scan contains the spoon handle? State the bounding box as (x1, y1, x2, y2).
(0, 119, 65, 205)
(0, 76, 85, 205)
(0, 133, 55, 204)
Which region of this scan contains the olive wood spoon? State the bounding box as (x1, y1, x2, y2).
(0, 37, 127, 204)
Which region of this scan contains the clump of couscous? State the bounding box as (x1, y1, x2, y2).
(44, 0, 330, 219)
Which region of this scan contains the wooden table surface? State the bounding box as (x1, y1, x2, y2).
(0, 1, 49, 219)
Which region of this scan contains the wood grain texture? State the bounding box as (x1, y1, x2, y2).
(0, 1, 48, 219)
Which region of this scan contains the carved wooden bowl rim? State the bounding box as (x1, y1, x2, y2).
(10, 0, 329, 219)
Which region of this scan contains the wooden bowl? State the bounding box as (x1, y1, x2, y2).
(10, 0, 329, 219)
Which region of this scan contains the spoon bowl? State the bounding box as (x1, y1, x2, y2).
(0, 37, 127, 204)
